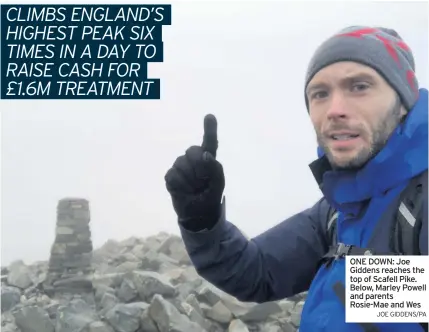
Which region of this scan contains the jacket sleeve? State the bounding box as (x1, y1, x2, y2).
(178, 197, 331, 303)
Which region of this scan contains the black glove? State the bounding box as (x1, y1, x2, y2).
(164, 114, 225, 231)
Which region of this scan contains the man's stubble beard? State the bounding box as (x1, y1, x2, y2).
(318, 96, 404, 171)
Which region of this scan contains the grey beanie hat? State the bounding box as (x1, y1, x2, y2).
(304, 26, 419, 110)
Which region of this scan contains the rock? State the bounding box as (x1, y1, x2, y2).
(44, 301, 60, 320)
(168, 241, 192, 265)
(2, 323, 20, 332)
(52, 276, 93, 293)
(119, 236, 142, 249)
(288, 292, 307, 303)
(140, 250, 178, 272)
(92, 273, 125, 289)
(278, 299, 295, 314)
(156, 235, 181, 255)
(155, 236, 191, 265)
(236, 302, 283, 322)
(140, 309, 159, 332)
(115, 252, 140, 265)
(22, 285, 40, 299)
(94, 239, 121, 260)
(2, 310, 17, 325)
(116, 276, 138, 302)
(1, 286, 21, 312)
(196, 286, 222, 306)
(185, 294, 203, 315)
(278, 319, 297, 332)
(55, 298, 98, 332)
(204, 301, 233, 324)
(35, 294, 50, 306)
(130, 271, 176, 302)
(228, 319, 250, 332)
(289, 301, 305, 327)
(84, 321, 115, 332)
(7, 261, 34, 289)
(105, 302, 149, 332)
(179, 301, 213, 330)
(130, 244, 147, 260)
(175, 278, 204, 301)
(178, 266, 200, 283)
(145, 233, 168, 251)
(220, 298, 254, 318)
(149, 294, 205, 332)
(162, 268, 184, 285)
(12, 305, 55, 332)
(115, 261, 140, 273)
(99, 292, 119, 315)
(262, 322, 285, 332)
(93, 284, 115, 303)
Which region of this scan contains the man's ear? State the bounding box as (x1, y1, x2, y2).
(398, 104, 409, 125)
(395, 93, 406, 116)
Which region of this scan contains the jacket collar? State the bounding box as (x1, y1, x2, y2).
(309, 88, 428, 212)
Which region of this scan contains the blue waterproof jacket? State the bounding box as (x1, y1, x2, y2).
(179, 88, 428, 332)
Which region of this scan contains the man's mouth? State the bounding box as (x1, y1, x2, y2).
(330, 134, 359, 141)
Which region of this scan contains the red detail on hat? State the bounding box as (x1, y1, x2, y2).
(375, 35, 401, 67)
(396, 40, 410, 51)
(337, 28, 378, 38)
(406, 70, 419, 98)
(337, 28, 410, 70)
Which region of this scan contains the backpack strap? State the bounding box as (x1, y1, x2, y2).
(390, 170, 427, 255)
(326, 207, 338, 246)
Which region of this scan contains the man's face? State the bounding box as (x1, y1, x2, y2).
(306, 61, 407, 170)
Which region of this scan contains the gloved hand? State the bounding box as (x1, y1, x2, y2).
(164, 114, 225, 231)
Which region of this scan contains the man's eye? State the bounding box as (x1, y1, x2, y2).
(311, 91, 328, 99)
(351, 83, 370, 92)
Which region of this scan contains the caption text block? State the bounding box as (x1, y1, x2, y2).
(346, 256, 428, 323)
(0, 5, 172, 99)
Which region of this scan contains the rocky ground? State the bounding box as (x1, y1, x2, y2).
(1, 233, 306, 332)
(1, 198, 306, 332)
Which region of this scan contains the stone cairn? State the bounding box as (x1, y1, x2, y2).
(44, 198, 94, 295)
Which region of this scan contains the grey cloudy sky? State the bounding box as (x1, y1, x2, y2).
(1, 1, 428, 266)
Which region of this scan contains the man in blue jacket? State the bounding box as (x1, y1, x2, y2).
(164, 26, 428, 332)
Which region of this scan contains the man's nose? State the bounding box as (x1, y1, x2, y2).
(326, 92, 349, 119)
